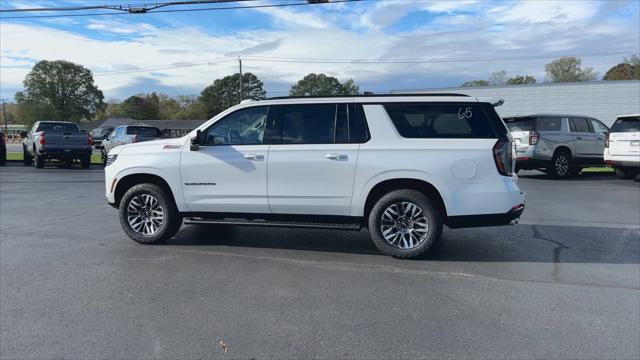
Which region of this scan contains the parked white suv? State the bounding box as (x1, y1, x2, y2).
(105, 94, 525, 258)
(605, 114, 640, 179)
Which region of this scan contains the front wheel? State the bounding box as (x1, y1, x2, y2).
(118, 183, 182, 244)
(101, 149, 107, 166)
(23, 147, 32, 166)
(549, 151, 571, 179)
(80, 155, 91, 169)
(368, 189, 443, 259)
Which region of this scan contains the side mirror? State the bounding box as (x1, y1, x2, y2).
(20, 131, 28, 139)
(190, 130, 201, 151)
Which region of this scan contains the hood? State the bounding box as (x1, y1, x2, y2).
(108, 137, 186, 155)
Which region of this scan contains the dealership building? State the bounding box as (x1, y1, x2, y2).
(393, 80, 640, 127)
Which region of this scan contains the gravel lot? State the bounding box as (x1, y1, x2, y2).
(1, 163, 639, 359)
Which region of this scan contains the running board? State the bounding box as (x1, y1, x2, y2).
(184, 216, 361, 230)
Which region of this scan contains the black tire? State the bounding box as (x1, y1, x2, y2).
(615, 168, 638, 179)
(0, 149, 6, 166)
(80, 155, 91, 169)
(34, 149, 44, 169)
(118, 183, 182, 244)
(548, 150, 571, 179)
(101, 149, 107, 166)
(368, 189, 443, 259)
(23, 147, 33, 166)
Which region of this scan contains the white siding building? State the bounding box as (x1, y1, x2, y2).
(393, 80, 640, 126)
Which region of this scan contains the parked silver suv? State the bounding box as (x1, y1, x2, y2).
(504, 114, 609, 178)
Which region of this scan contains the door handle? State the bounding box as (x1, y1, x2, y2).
(325, 153, 348, 161)
(575, 136, 583, 140)
(243, 154, 264, 161)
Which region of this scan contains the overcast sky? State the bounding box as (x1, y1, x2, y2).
(0, 0, 638, 101)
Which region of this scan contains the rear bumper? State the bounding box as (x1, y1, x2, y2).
(446, 204, 525, 229)
(606, 160, 640, 168)
(39, 146, 92, 156)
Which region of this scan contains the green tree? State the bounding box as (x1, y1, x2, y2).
(118, 93, 160, 120)
(290, 73, 360, 96)
(507, 75, 537, 85)
(545, 56, 597, 83)
(603, 54, 640, 80)
(199, 73, 266, 118)
(15, 60, 104, 123)
(461, 80, 489, 87)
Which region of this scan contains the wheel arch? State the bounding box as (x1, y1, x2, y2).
(363, 178, 448, 220)
(114, 173, 175, 208)
(553, 145, 572, 160)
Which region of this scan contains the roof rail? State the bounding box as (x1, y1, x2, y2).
(267, 93, 470, 100)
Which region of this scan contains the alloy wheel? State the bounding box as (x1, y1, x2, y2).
(555, 155, 568, 176)
(379, 201, 430, 249)
(126, 193, 165, 236)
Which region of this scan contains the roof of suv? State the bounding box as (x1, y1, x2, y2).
(239, 93, 481, 106)
(268, 93, 470, 100)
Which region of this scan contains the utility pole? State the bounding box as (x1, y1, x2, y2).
(238, 57, 243, 104)
(1, 99, 8, 134)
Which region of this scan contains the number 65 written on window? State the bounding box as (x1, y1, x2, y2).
(458, 107, 473, 120)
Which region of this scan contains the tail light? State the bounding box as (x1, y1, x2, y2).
(132, 135, 139, 143)
(38, 131, 46, 145)
(88, 134, 93, 146)
(604, 133, 609, 148)
(529, 130, 539, 145)
(493, 139, 515, 176)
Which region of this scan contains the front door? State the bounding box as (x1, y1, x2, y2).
(267, 103, 359, 216)
(181, 106, 271, 213)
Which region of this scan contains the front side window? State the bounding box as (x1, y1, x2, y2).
(569, 118, 591, 133)
(282, 104, 338, 144)
(384, 103, 497, 138)
(589, 119, 609, 134)
(203, 106, 268, 145)
(126, 126, 163, 137)
(535, 117, 562, 131)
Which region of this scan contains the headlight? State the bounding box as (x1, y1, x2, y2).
(106, 154, 118, 166)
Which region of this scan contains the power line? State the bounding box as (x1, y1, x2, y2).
(0, 0, 255, 14)
(0, 0, 366, 19)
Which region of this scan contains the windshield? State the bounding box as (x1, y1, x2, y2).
(504, 118, 533, 132)
(126, 126, 163, 137)
(610, 118, 640, 132)
(36, 123, 79, 133)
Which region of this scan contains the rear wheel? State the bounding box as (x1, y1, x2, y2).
(368, 189, 442, 259)
(119, 183, 182, 244)
(23, 147, 32, 166)
(549, 150, 571, 179)
(34, 148, 44, 169)
(101, 149, 107, 165)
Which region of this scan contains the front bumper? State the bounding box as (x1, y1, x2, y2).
(446, 203, 525, 229)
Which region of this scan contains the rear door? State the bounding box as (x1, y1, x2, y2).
(267, 103, 361, 216)
(569, 117, 596, 156)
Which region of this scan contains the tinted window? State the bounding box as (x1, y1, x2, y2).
(203, 106, 268, 145)
(349, 104, 369, 143)
(610, 118, 640, 132)
(569, 118, 591, 133)
(282, 104, 336, 144)
(535, 117, 562, 131)
(36, 123, 79, 133)
(505, 118, 533, 131)
(589, 119, 609, 134)
(384, 103, 497, 138)
(126, 126, 163, 137)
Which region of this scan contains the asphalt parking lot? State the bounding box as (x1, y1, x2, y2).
(1, 163, 639, 359)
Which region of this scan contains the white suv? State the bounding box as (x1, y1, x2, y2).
(605, 114, 640, 179)
(105, 94, 525, 258)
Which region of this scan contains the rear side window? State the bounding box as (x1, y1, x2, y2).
(535, 117, 562, 131)
(610, 117, 640, 132)
(126, 126, 163, 137)
(384, 103, 498, 139)
(569, 118, 591, 133)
